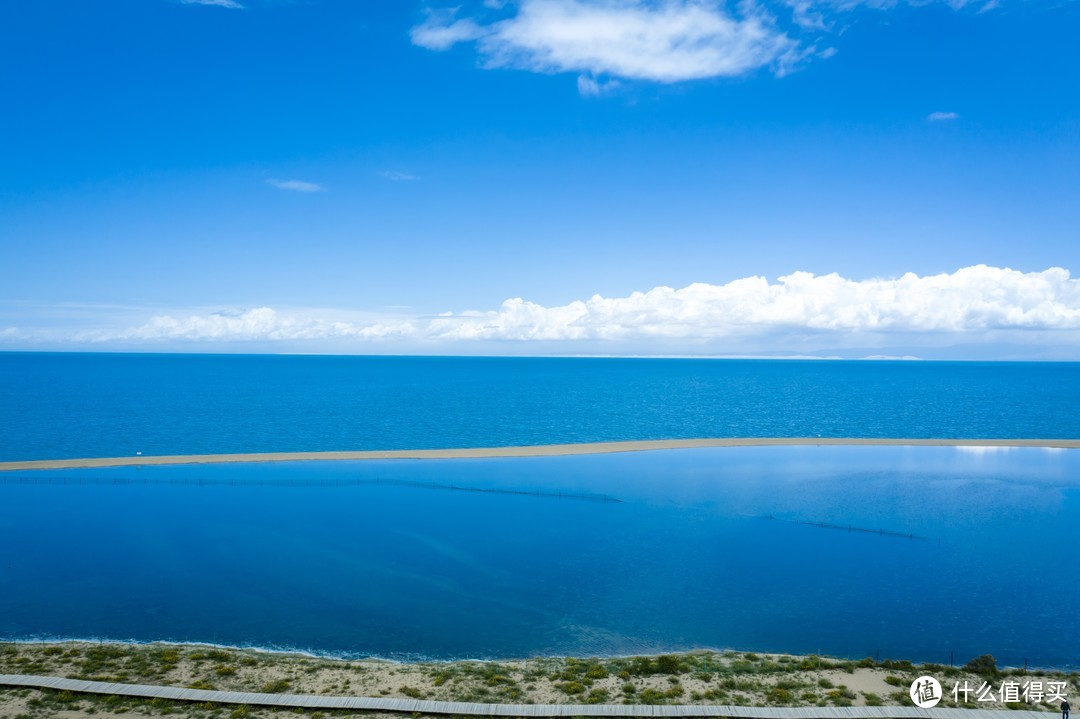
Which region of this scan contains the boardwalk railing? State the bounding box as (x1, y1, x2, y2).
(0, 674, 1052, 719)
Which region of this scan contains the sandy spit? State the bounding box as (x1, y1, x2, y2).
(1, 438, 1077, 472)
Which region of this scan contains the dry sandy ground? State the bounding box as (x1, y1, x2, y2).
(2, 642, 1077, 719)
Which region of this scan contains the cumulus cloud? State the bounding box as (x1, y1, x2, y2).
(104, 308, 416, 343)
(181, 0, 244, 8)
(52, 266, 1079, 351)
(413, 0, 803, 83)
(928, 111, 960, 121)
(414, 0, 1009, 86)
(267, 179, 324, 193)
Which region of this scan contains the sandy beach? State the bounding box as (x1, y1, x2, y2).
(1, 437, 1077, 472)
(2, 642, 1076, 719)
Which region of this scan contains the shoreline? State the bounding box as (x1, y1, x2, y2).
(2, 640, 1076, 714)
(2, 636, 1075, 672)
(2, 437, 1078, 472)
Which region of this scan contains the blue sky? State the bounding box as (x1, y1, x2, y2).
(1, 0, 1078, 358)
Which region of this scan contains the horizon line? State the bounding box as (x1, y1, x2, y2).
(1, 349, 1079, 363)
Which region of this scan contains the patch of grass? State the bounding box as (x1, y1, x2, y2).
(584, 664, 608, 680)
(585, 689, 610, 704)
(767, 687, 794, 704)
(261, 679, 291, 694)
(879, 659, 915, 672)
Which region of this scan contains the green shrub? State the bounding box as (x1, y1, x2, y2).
(585, 689, 610, 704)
(584, 664, 608, 680)
(964, 655, 999, 677)
(261, 679, 290, 694)
(655, 655, 682, 674)
(767, 687, 794, 704)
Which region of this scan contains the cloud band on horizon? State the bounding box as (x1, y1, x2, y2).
(4, 266, 1078, 356)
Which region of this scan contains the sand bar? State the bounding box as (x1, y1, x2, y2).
(1, 437, 1077, 472)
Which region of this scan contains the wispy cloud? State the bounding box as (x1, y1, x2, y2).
(413, 0, 803, 83)
(412, 11, 488, 50)
(928, 111, 960, 121)
(267, 179, 324, 193)
(378, 171, 418, 182)
(180, 0, 244, 8)
(577, 74, 620, 96)
(14, 266, 1075, 355)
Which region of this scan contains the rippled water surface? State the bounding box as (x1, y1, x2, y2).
(1, 353, 1079, 461)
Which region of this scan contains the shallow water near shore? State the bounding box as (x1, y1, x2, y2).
(1, 446, 1077, 667)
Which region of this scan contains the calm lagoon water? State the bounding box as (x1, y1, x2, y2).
(2, 446, 1077, 667)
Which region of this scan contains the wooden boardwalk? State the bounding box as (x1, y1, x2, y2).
(0, 674, 1053, 719)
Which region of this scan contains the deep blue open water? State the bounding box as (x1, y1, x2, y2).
(1, 353, 1078, 461)
(1, 354, 1078, 666)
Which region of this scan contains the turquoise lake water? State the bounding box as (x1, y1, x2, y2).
(1, 354, 1078, 666)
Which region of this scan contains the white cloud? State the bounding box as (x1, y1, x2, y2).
(422, 265, 1080, 341)
(267, 179, 324, 193)
(104, 308, 416, 343)
(379, 170, 418, 181)
(181, 0, 244, 8)
(413, 0, 803, 83)
(577, 74, 620, 95)
(412, 11, 488, 50)
(43, 266, 1079, 351)
(928, 111, 960, 121)
(414, 0, 1008, 86)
